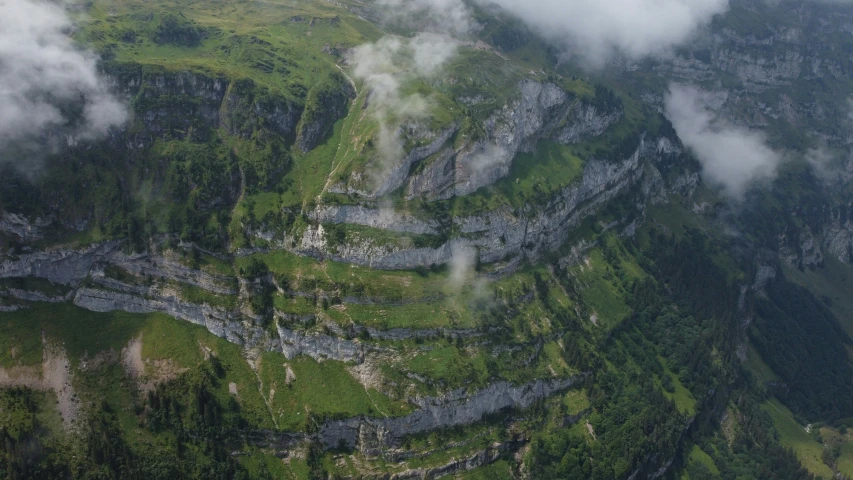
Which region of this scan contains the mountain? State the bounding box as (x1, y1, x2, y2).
(1, 0, 852, 478)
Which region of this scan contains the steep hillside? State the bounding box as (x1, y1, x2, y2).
(1, 0, 852, 479)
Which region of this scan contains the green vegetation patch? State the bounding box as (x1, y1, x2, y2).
(257, 353, 411, 431)
(763, 398, 834, 479)
(686, 444, 720, 476)
(569, 248, 632, 330)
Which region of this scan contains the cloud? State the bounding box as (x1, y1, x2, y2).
(0, 0, 127, 156)
(448, 243, 477, 290)
(463, 143, 510, 188)
(376, 0, 729, 65)
(665, 84, 781, 198)
(484, 0, 728, 65)
(350, 33, 458, 187)
(806, 147, 836, 182)
(376, 0, 474, 37)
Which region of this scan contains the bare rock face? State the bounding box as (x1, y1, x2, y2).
(0, 241, 122, 286)
(824, 223, 853, 263)
(327, 79, 623, 202)
(555, 102, 624, 144)
(311, 205, 439, 235)
(110, 251, 236, 295)
(73, 287, 251, 345)
(0, 213, 52, 241)
(319, 376, 581, 452)
(372, 126, 460, 199)
(277, 325, 364, 364)
(405, 80, 624, 201)
(296, 72, 357, 152)
(293, 136, 656, 270)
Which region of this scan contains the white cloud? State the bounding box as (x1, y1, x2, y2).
(0, 0, 127, 155)
(448, 243, 477, 290)
(483, 0, 729, 65)
(377, 0, 474, 37)
(376, 0, 730, 64)
(665, 84, 781, 197)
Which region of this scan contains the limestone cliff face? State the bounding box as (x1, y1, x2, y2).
(311, 205, 439, 235)
(291, 136, 667, 270)
(629, 0, 853, 144)
(405, 80, 624, 201)
(319, 376, 580, 452)
(103, 62, 348, 150)
(326, 79, 623, 201)
(221, 81, 302, 140)
(0, 242, 122, 286)
(0, 213, 51, 242)
(74, 287, 253, 345)
(245, 376, 578, 458)
(295, 72, 357, 152)
(277, 324, 364, 363)
(777, 206, 853, 268)
(0, 236, 585, 453)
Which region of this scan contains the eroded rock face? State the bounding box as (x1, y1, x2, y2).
(0, 213, 52, 241)
(102, 63, 351, 151)
(632, 0, 853, 142)
(0, 241, 122, 286)
(319, 376, 580, 452)
(296, 73, 357, 152)
(278, 325, 364, 364)
(311, 205, 439, 236)
(327, 79, 623, 202)
(777, 210, 853, 269)
(243, 377, 576, 458)
(74, 287, 251, 345)
(293, 136, 659, 270)
(110, 252, 236, 295)
(405, 80, 624, 201)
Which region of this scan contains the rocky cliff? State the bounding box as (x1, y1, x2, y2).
(292, 136, 663, 270)
(105, 62, 349, 151)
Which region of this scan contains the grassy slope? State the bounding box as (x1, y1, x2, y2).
(745, 343, 780, 384)
(783, 257, 853, 338)
(763, 398, 834, 479)
(0, 303, 409, 435)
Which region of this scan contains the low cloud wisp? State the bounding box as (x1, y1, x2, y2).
(0, 0, 127, 157)
(377, 0, 474, 37)
(372, 0, 730, 65)
(486, 0, 728, 64)
(665, 84, 781, 198)
(350, 33, 458, 188)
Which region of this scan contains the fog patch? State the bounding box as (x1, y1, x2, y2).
(448, 244, 477, 290)
(376, 0, 475, 37)
(665, 84, 781, 198)
(0, 0, 127, 160)
(464, 143, 510, 188)
(805, 147, 837, 182)
(350, 33, 459, 187)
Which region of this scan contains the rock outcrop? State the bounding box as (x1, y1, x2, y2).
(104, 62, 350, 151)
(405, 81, 624, 201)
(0, 213, 52, 241)
(74, 287, 252, 345)
(296, 71, 357, 152)
(246, 376, 580, 455)
(292, 136, 664, 270)
(277, 325, 364, 364)
(0, 241, 122, 286)
(319, 376, 579, 452)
